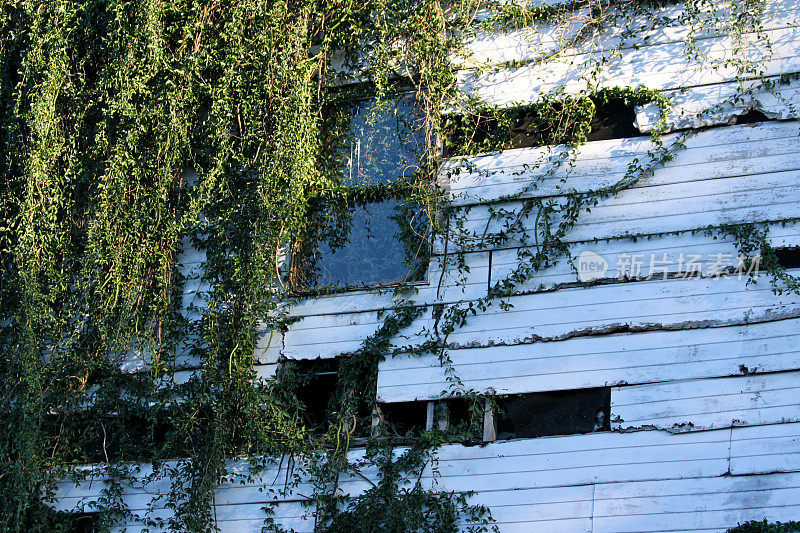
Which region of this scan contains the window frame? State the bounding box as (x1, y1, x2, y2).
(288, 84, 433, 295)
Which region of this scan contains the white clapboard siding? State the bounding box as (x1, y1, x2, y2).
(460, 24, 800, 105)
(53, 423, 800, 531)
(291, 270, 800, 360)
(289, 255, 800, 358)
(444, 166, 800, 252)
(377, 317, 800, 401)
(593, 472, 800, 533)
(464, 484, 594, 533)
(413, 273, 799, 349)
(443, 120, 800, 207)
(731, 421, 800, 475)
(635, 76, 800, 132)
(490, 224, 800, 293)
(611, 372, 800, 432)
(425, 428, 731, 493)
(459, 0, 799, 69)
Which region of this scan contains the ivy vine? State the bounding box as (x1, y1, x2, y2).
(0, 0, 796, 531)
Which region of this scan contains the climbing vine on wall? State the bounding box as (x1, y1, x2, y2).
(0, 0, 795, 531)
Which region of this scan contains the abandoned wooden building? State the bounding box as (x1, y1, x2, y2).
(44, 0, 800, 531)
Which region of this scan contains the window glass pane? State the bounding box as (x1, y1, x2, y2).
(296, 90, 428, 291)
(306, 198, 427, 289)
(340, 95, 425, 186)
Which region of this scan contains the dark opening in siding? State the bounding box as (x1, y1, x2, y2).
(734, 108, 769, 124)
(290, 358, 340, 432)
(379, 401, 428, 437)
(442, 96, 645, 157)
(495, 387, 610, 439)
(774, 246, 800, 269)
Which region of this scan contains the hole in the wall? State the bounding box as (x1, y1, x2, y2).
(72, 512, 100, 533)
(53, 511, 100, 533)
(42, 412, 173, 463)
(288, 358, 340, 432)
(734, 108, 769, 125)
(774, 246, 800, 269)
(378, 401, 428, 437)
(583, 98, 643, 142)
(436, 398, 484, 441)
(495, 387, 610, 440)
(442, 97, 645, 157)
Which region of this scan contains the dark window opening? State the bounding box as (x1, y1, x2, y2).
(495, 387, 610, 440)
(291, 88, 429, 292)
(734, 108, 769, 125)
(378, 401, 428, 437)
(286, 358, 340, 432)
(442, 96, 646, 157)
(41, 411, 174, 464)
(70, 512, 100, 533)
(774, 246, 800, 269)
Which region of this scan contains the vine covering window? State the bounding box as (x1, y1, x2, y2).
(291, 89, 429, 290)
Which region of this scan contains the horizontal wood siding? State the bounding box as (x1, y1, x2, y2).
(377, 317, 800, 401)
(52, 423, 800, 532)
(611, 372, 800, 432)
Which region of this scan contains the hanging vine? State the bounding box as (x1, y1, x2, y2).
(0, 0, 796, 531)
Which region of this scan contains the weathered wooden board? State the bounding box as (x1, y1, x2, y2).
(593, 472, 800, 533)
(443, 120, 800, 207)
(459, 25, 800, 105)
(377, 316, 800, 401)
(730, 421, 800, 475)
(611, 372, 800, 432)
(459, 0, 800, 69)
(444, 167, 800, 252)
(425, 428, 732, 493)
(463, 484, 594, 532)
(635, 76, 800, 132)
(54, 422, 800, 531)
(278, 219, 800, 328)
(419, 272, 797, 348)
(288, 271, 800, 360)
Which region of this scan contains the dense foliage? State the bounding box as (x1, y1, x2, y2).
(0, 0, 796, 531)
(728, 520, 800, 532)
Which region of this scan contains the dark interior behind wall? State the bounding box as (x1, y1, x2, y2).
(496, 387, 610, 439)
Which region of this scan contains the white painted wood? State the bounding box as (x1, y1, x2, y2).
(459, 25, 800, 106)
(377, 317, 800, 401)
(276, 220, 800, 328)
(459, 0, 800, 70)
(635, 76, 800, 132)
(730, 421, 800, 475)
(443, 120, 800, 207)
(611, 372, 800, 432)
(417, 273, 798, 350)
(51, 423, 800, 531)
(445, 167, 800, 251)
(593, 472, 800, 533)
(464, 484, 594, 532)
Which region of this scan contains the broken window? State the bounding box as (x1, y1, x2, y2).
(290, 87, 429, 291)
(493, 387, 610, 440)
